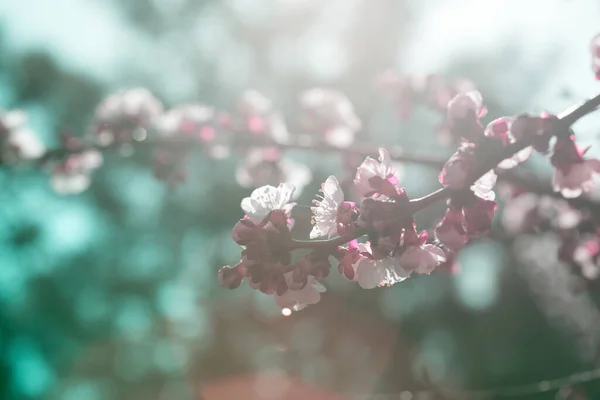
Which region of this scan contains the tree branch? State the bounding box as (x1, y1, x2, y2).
(288, 93, 600, 250)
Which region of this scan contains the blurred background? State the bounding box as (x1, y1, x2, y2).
(1, 0, 600, 399)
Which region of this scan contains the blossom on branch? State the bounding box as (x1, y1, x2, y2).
(355, 242, 411, 289)
(485, 117, 533, 169)
(310, 176, 357, 239)
(240, 183, 296, 224)
(398, 229, 446, 275)
(354, 148, 399, 197)
(220, 183, 332, 311)
(357, 193, 411, 255)
(0, 110, 45, 162)
(550, 137, 600, 198)
(94, 88, 163, 145)
(334, 240, 361, 280)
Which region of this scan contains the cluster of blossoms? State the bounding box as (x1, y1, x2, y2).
(0, 83, 363, 197)
(219, 149, 449, 310)
(1, 31, 599, 314)
(219, 79, 600, 311)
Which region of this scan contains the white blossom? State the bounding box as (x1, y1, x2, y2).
(240, 183, 296, 223)
(310, 176, 344, 239)
(355, 243, 410, 289)
(354, 148, 396, 197)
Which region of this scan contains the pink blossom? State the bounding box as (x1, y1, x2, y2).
(354, 148, 399, 197)
(550, 138, 600, 198)
(230, 185, 299, 296)
(233, 214, 293, 295)
(435, 207, 468, 251)
(335, 240, 361, 280)
(94, 88, 163, 145)
(398, 230, 446, 274)
(236, 148, 311, 199)
(354, 242, 410, 289)
(300, 88, 361, 148)
(485, 117, 533, 169)
(505, 114, 555, 154)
